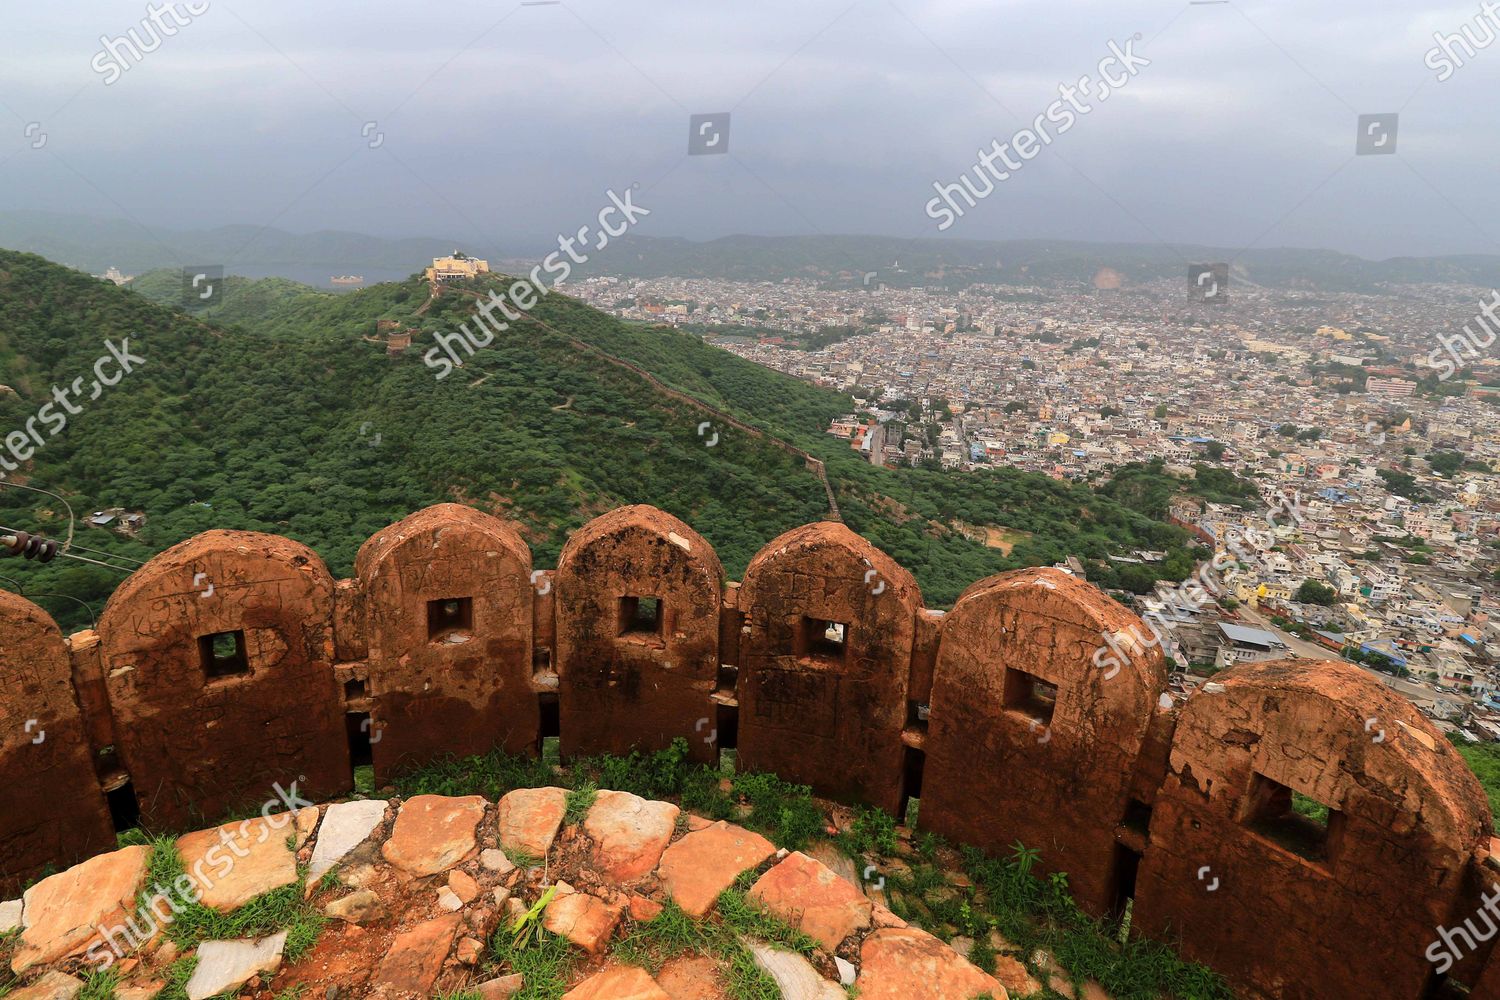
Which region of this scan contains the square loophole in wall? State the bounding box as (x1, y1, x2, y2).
(618, 596, 663, 639)
(1240, 772, 1342, 865)
(797, 617, 849, 665)
(199, 630, 249, 680)
(1002, 667, 1057, 726)
(427, 597, 473, 642)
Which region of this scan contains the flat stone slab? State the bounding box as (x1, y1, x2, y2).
(857, 927, 1005, 1000)
(584, 791, 680, 883)
(747, 851, 872, 952)
(308, 800, 388, 881)
(0, 898, 21, 934)
(184, 932, 288, 1000)
(13, 844, 150, 973)
(497, 787, 569, 860)
(373, 913, 463, 992)
(382, 795, 486, 876)
(562, 966, 671, 999)
(543, 889, 625, 955)
(176, 809, 316, 912)
(6, 972, 84, 1000)
(657, 955, 731, 999)
(657, 821, 775, 917)
(745, 942, 844, 1000)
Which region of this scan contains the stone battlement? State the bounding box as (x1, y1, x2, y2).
(2, 502, 1497, 999)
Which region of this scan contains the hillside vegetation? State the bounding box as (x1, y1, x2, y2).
(0, 251, 1195, 628)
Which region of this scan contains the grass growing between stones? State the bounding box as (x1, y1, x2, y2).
(138, 838, 326, 962)
(153, 957, 199, 1000)
(614, 890, 819, 1000)
(77, 966, 122, 1000)
(0, 928, 19, 999)
(485, 929, 575, 1000)
(866, 833, 1235, 1000)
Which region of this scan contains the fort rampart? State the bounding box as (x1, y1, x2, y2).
(2, 502, 1496, 999)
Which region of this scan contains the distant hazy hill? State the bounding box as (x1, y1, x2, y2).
(4, 210, 1497, 294)
(0, 252, 1196, 629)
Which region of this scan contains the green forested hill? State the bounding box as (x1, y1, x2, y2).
(0, 252, 1194, 629)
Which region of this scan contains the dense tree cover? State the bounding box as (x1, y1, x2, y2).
(0, 253, 1202, 628)
(1098, 458, 1260, 520)
(1295, 579, 1337, 606)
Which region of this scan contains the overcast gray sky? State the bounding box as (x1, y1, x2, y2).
(1, 0, 1496, 259)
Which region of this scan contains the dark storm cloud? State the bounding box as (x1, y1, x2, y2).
(0, 0, 1495, 258)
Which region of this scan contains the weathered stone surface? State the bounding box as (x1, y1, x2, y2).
(657, 821, 775, 917)
(744, 943, 844, 1000)
(747, 851, 872, 952)
(556, 506, 724, 764)
(735, 523, 922, 813)
(584, 791, 680, 883)
(0, 591, 116, 896)
(372, 913, 462, 992)
(994, 955, 1044, 997)
(184, 932, 288, 1000)
(308, 799, 388, 881)
(114, 983, 163, 1000)
(0, 898, 21, 934)
(455, 935, 484, 965)
(480, 848, 515, 875)
(542, 889, 625, 954)
(857, 927, 1004, 1000)
(657, 955, 729, 1000)
(96, 531, 350, 831)
(1134, 658, 1491, 1000)
(561, 966, 670, 1000)
(497, 787, 569, 860)
(12, 845, 150, 973)
(381, 794, 486, 875)
(356, 505, 536, 781)
(324, 889, 386, 925)
(6, 972, 83, 1000)
(922, 568, 1166, 914)
(176, 809, 316, 912)
(477, 973, 525, 1000)
(449, 869, 480, 903)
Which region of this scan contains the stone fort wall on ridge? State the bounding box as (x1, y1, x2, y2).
(1, 501, 1497, 1000)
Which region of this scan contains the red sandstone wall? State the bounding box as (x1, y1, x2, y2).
(0, 504, 1493, 1000)
(94, 530, 349, 829)
(555, 506, 724, 763)
(0, 591, 115, 895)
(355, 505, 536, 779)
(1132, 659, 1490, 1000)
(734, 522, 921, 814)
(920, 569, 1168, 914)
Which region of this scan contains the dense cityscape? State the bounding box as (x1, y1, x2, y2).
(576, 271, 1500, 735)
